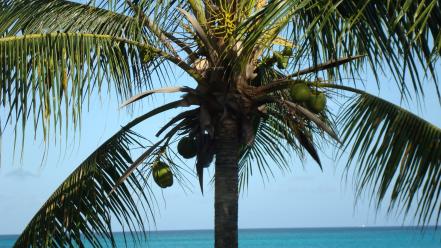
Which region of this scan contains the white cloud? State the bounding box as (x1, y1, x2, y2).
(5, 169, 38, 179)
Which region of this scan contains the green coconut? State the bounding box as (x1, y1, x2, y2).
(177, 137, 197, 159)
(290, 83, 311, 102)
(274, 52, 288, 69)
(307, 91, 327, 113)
(152, 161, 173, 188)
(282, 46, 293, 57)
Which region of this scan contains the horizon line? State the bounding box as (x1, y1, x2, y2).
(1, 225, 438, 236)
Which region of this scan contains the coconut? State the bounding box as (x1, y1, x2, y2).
(274, 52, 288, 69)
(307, 91, 327, 113)
(282, 46, 293, 56)
(290, 83, 311, 102)
(152, 161, 173, 188)
(177, 137, 197, 159)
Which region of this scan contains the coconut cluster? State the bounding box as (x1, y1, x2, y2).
(261, 47, 293, 70)
(290, 83, 327, 113)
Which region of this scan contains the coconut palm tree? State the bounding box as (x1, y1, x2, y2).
(1, 0, 441, 247)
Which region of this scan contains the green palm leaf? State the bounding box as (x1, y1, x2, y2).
(13, 96, 196, 247)
(239, 101, 336, 190)
(340, 93, 441, 225)
(239, 114, 294, 190)
(240, 0, 441, 98)
(1, 0, 195, 61)
(239, 65, 296, 189)
(13, 128, 154, 248)
(0, 32, 161, 140)
(0, 0, 143, 40)
(239, 66, 339, 190)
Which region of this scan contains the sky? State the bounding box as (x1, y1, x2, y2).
(1, 1, 441, 236)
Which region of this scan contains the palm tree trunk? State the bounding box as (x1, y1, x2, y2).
(214, 116, 239, 248)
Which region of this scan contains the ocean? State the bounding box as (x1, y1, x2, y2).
(0, 227, 440, 247)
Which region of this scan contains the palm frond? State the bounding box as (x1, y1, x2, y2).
(13, 128, 154, 248)
(12, 99, 197, 247)
(254, 55, 364, 98)
(0, 0, 143, 41)
(240, 0, 441, 98)
(236, 0, 310, 59)
(187, 0, 206, 25)
(239, 65, 296, 189)
(120, 86, 190, 108)
(178, 7, 217, 62)
(282, 100, 339, 142)
(238, 99, 333, 190)
(1, 0, 192, 55)
(239, 65, 341, 190)
(0, 32, 163, 141)
(239, 114, 294, 190)
(112, 99, 194, 191)
(340, 93, 441, 225)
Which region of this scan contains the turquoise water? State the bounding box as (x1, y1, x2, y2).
(1, 227, 440, 247)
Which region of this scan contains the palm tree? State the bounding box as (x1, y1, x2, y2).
(1, 0, 441, 247)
